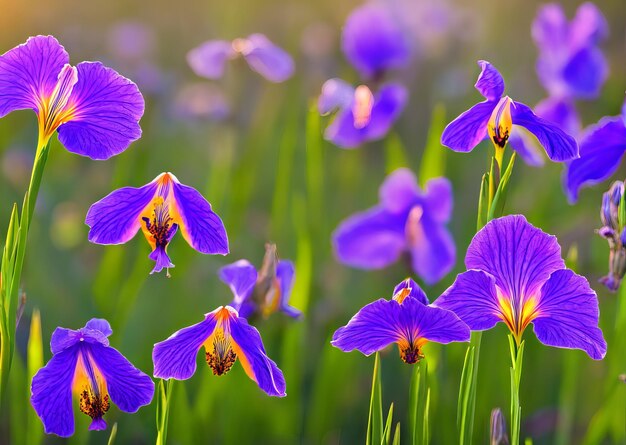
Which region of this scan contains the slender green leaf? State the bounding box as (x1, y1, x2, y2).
(419, 103, 447, 185)
(392, 423, 401, 445)
(385, 132, 409, 174)
(488, 153, 516, 221)
(409, 361, 422, 445)
(107, 423, 118, 445)
(26, 309, 44, 445)
(366, 353, 383, 445)
(382, 403, 394, 445)
(156, 379, 174, 445)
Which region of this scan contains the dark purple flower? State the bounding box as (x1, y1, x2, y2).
(31, 319, 154, 437)
(597, 180, 626, 291)
(319, 78, 407, 148)
(188, 34, 294, 83)
(219, 244, 301, 320)
(153, 306, 286, 397)
(341, 3, 411, 79)
(441, 60, 578, 164)
(0, 35, 144, 160)
(331, 278, 469, 363)
(434, 215, 606, 359)
(564, 96, 626, 202)
(86, 172, 228, 275)
(332, 168, 455, 285)
(532, 2, 608, 99)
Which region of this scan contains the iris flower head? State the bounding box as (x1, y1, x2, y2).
(0, 35, 144, 159)
(86, 172, 228, 276)
(31, 319, 154, 437)
(318, 79, 407, 148)
(596, 180, 626, 291)
(332, 168, 455, 285)
(331, 278, 470, 363)
(434, 215, 607, 359)
(187, 34, 294, 83)
(441, 60, 579, 167)
(564, 95, 626, 202)
(219, 244, 301, 320)
(153, 305, 286, 397)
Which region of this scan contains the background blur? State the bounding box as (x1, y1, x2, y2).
(0, 0, 625, 443)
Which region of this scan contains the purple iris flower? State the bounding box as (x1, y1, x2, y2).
(597, 180, 626, 291)
(86, 172, 228, 275)
(441, 60, 578, 165)
(0, 35, 144, 160)
(434, 215, 607, 359)
(332, 168, 455, 285)
(564, 96, 626, 202)
(341, 3, 411, 80)
(318, 79, 407, 148)
(188, 34, 294, 83)
(31, 319, 154, 437)
(153, 305, 286, 397)
(219, 244, 301, 320)
(532, 2, 608, 101)
(332, 278, 470, 363)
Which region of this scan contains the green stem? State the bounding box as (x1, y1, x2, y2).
(509, 336, 525, 445)
(0, 140, 51, 402)
(156, 379, 174, 445)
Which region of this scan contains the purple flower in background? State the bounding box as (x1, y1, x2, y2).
(332, 168, 455, 285)
(596, 180, 626, 291)
(441, 60, 578, 165)
(318, 79, 407, 148)
(188, 34, 294, 83)
(31, 319, 154, 437)
(0, 35, 144, 159)
(172, 83, 230, 122)
(153, 306, 286, 397)
(86, 172, 228, 275)
(332, 278, 470, 363)
(564, 97, 626, 202)
(219, 244, 301, 320)
(341, 3, 411, 79)
(532, 2, 608, 100)
(434, 215, 606, 358)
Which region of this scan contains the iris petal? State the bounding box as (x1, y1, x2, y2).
(533, 269, 607, 359)
(422, 177, 453, 223)
(399, 297, 470, 344)
(57, 61, 144, 160)
(441, 101, 494, 153)
(187, 40, 235, 80)
(474, 60, 505, 101)
(276, 260, 301, 318)
(31, 348, 79, 438)
(393, 278, 429, 305)
(89, 343, 154, 412)
(434, 270, 502, 331)
(0, 35, 69, 117)
(84, 319, 112, 337)
(229, 315, 286, 397)
(242, 34, 294, 83)
(318, 78, 354, 115)
(219, 260, 258, 311)
(408, 215, 456, 286)
(510, 100, 578, 162)
(153, 316, 217, 380)
(562, 46, 607, 99)
(86, 181, 159, 245)
(378, 168, 420, 214)
(171, 180, 229, 255)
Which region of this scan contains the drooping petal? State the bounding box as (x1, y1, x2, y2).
(153, 316, 217, 380)
(86, 181, 159, 245)
(89, 343, 154, 412)
(31, 348, 79, 438)
(241, 34, 294, 83)
(341, 3, 411, 79)
(50, 324, 110, 355)
(561, 46, 607, 99)
(84, 319, 112, 337)
(408, 215, 456, 286)
(422, 177, 453, 222)
(219, 260, 258, 310)
(465, 215, 565, 303)
(564, 117, 626, 203)
(532, 269, 606, 359)
(276, 260, 301, 318)
(434, 270, 502, 331)
(171, 180, 229, 255)
(534, 97, 581, 137)
(187, 40, 235, 79)
(508, 128, 545, 167)
(474, 60, 504, 101)
(441, 101, 495, 153)
(378, 168, 420, 214)
(57, 62, 144, 160)
(331, 298, 404, 355)
(148, 244, 175, 274)
(392, 278, 429, 305)
(324, 83, 407, 148)
(511, 100, 578, 162)
(0, 35, 69, 117)
(398, 297, 470, 344)
(332, 206, 406, 269)
(318, 78, 354, 115)
(229, 315, 286, 397)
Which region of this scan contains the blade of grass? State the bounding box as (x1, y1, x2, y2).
(25, 309, 43, 445)
(382, 403, 394, 445)
(366, 353, 383, 445)
(419, 103, 447, 186)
